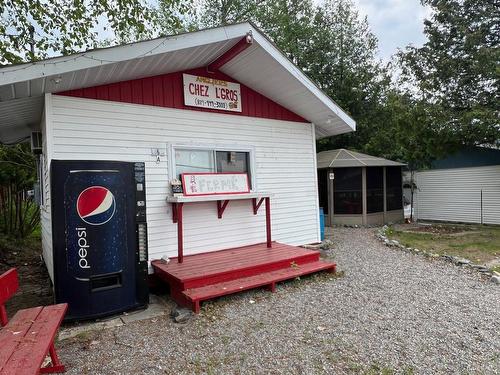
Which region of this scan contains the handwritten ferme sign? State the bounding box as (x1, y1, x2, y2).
(183, 74, 242, 112)
(181, 173, 250, 196)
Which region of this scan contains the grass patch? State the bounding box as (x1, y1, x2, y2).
(490, 265, 500, 274)
(387, 224, 500, 264)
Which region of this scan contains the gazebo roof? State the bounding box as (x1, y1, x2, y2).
(317, 149, 406, 169)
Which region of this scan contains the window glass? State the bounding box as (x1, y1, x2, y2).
(175, 149, 215, 177)
(216, 151, 251, 188)
(216, 151, 249, 173)
(333, 167, 362, 214)
(366, 167, 384, 213)
(386, 167, 403, 211)
(175, 149, 252, 188)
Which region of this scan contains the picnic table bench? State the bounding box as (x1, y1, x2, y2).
(0, 268, 67, 374)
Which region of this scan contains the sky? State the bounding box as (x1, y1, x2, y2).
(352, 0, 431, 61)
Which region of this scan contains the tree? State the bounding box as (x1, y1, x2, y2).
(253, 0, 315, 67)
(197, 0, 263, 27)
(157, 0, 194, 35)
(0, 0, 166, 64)
(310, 0, 391, 154)
(399, 0, 500, 149)
(0, 144, 39, 238)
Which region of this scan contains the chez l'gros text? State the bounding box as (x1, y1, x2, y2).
(188, 76, 239, 101)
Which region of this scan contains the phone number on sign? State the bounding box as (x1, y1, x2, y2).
(194, 98, 238, 110)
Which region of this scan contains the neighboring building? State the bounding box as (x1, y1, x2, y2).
(0, 23, 356, 283)
(317, 149, 405, 226)
(411, 147, 500, 225)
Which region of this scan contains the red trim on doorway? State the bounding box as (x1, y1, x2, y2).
(56, 67, 307, 123)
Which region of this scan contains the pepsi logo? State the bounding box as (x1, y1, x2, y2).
(77, 186, 116, 225)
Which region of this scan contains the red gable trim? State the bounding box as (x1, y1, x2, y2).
(56, 67, 307, 123)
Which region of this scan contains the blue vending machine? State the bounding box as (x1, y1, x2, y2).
(51, 160, 149, 320)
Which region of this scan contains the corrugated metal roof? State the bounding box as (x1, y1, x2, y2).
(317, 149, 406, 168)
(0, 22, 355, 143)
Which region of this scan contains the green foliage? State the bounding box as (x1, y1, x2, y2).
(197, 0, 262, 27)
(185, 0, 499, 169)
(310, 0, 391, 155)
(253, 0, 315, 67)
(0, 0, 166, 64)
(399, 0, 500, 149)
(0, 144, 40, 238)
(156, 0, 194, 35)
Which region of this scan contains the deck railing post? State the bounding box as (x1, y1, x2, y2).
(265, 197, 272, 247)
(177, 203, 184, 263)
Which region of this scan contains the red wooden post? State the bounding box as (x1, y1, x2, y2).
(40, 343, 65, 373)
(0, 268, 18, 326)
(172, 202, 178, 223)
(177, 203, 184, 263)
(265, 197, 272, 247)
(0, 305, 7, 327)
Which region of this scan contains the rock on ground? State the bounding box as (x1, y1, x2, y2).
(58, 227, 500, 374)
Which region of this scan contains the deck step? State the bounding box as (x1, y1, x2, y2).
(152, 242, 321, 289)
(182, 260, 336, 313)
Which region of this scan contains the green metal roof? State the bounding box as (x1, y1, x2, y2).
(431, 147, 500, 169)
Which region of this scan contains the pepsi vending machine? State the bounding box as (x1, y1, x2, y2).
(51, 160, 149, 320)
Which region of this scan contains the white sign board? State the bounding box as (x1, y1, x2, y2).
(181, 173, 250, 196)
(183, 74, 242, 112)
(329, 172, 335, 180)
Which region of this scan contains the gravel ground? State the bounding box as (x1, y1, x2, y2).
(58, 227, 500, 374)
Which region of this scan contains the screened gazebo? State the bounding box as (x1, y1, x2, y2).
(317, 149, 405, 226)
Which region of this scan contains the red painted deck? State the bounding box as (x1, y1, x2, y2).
(152, 242, 336, 313)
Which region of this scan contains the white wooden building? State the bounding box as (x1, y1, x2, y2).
(0, 23, 356, 282)
(410, 148, 500, 225)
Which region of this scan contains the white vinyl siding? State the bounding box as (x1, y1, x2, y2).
(414, 166, 500, 225)
(46, 95, 320, 263)
(40, 105, 54, 282)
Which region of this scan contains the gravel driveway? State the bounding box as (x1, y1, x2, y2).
(59, 227, 499, 374)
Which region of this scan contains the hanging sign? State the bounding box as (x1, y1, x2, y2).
(183, 74, 242, 112)
(181, 173, 250, 196)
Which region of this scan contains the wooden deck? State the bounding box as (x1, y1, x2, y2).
(152, 242, 336, 313)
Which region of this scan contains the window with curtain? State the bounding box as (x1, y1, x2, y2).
(333, 167, 362, 214)
(366, 167, 384, 213)
(386, 167, 403, 211)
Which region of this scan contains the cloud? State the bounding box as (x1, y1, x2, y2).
(353, 0, 431, 61)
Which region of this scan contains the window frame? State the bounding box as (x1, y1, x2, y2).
(168, 143, 257, 191)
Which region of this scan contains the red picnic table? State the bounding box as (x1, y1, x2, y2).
(0, 268, 67, 374)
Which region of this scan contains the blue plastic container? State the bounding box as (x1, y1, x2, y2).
(319, 207, 325, 241)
